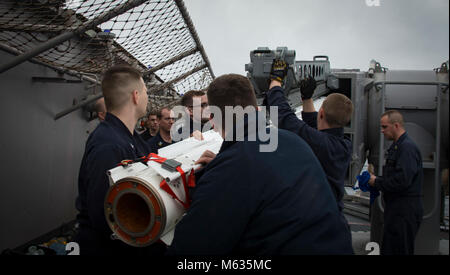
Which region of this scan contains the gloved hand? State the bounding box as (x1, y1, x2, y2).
(270, 59, 288, 83)
(300, 76, 317, 100)
(356, 171, 380, 205)
(356, 171, 371, 192)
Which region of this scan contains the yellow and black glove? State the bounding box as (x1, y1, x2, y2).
(270, 59, 288, 83)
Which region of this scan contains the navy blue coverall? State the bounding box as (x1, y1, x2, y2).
(167, 113, 353, 255)
(140, 129, 155, 142)
(374, 132, 423, 255)
(75, 113, 166, 255)
(176, 117, 211, 141)
(265, 86, 352, 213)
(148, 132, 177, 153)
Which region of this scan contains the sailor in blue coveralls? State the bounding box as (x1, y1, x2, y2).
(74, 65, 166, 255)
(368, 110, 423, 255)
(140, 110, 159, 142)
(148, 107, 178, 153)
(167, 74, 353, 255)
(264, 60, 354, 228)
(175, 90, 212, 141)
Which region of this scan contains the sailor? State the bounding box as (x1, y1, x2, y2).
(148, 107, 177, 153)
(74, 65, 166, 255)
(167, 74, 353, 255)
(175, 90, 211, 141)
(94, 97, 107, 121)
(140, 110, 159, 142)
(264, 59, 354, 225)
(368, 110, 423, 255)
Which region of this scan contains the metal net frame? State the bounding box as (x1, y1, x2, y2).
(0, 0, 215, 111)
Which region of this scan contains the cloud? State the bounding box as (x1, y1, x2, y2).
(185, 0, 449, 76)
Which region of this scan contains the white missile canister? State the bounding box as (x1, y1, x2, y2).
(104, 130, 223, 247)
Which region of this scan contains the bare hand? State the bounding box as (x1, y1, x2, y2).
(191, 130, 204, 141)
(195, 150, 216, 166)
(368, 173, 376, 187)
(368, 164, 375, 174)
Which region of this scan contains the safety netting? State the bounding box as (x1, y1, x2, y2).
(0, 0, 214, 109)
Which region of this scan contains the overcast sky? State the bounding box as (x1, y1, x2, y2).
(184, 0, 449, 77)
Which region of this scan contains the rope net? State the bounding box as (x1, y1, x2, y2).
(0, 0, 214, 110)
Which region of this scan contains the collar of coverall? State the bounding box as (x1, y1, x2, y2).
(321, 127, 345, 137)
(393, 132, 408, 146)
(105, 112, 138, 138)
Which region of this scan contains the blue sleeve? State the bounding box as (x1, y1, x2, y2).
(266, 86, 305, 133)
(374, 146, 420, 193)
(266, 87, 326, 153)
(85, 144, 125, 235)
(302, 111, 318, 129)
(135, 133, 152, 156)
(167, 154, 259, 255)
(147, 138, 158, 153)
